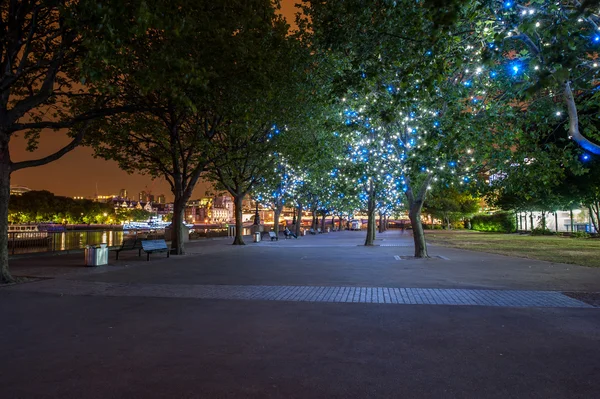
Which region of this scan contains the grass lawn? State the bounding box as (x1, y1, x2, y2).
(426, 230, 600, 268)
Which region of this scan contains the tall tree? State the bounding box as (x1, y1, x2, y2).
(89, 0, 282, 253)
(0, 0, 142, 283)
(205, 14, 310, 245)
(300, 0, 485, 256)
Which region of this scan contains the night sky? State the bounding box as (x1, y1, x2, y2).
(10, 0, 299, 201)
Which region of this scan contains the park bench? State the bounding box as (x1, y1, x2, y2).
(317, 228, 323, 234)
(268, 231, 278, 241)
(115, 239, 142, 260)
(141, 239, 170, 261)
(260, 231, 270, 241)
(309, 228, 316, 235)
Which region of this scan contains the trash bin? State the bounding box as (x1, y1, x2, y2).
(253, 232, 261, 243)
(302, 229, 307, 236)
(97, 243, 108, 265)
(85, 244, 108, 267)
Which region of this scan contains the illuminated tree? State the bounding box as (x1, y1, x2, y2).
(300, 0, 484, 256)
(480, 0, 600, 155)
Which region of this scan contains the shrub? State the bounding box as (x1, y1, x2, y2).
(572, 231, 590, 239)
(531, 228, 556, 236)
(471, 212, 516, 233)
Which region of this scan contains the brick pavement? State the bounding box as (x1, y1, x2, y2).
(10, 279, 593, 308)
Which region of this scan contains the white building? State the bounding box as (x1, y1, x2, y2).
(516, 208, 597, 233)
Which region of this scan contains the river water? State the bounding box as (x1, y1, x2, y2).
(8, 228, 229, 255)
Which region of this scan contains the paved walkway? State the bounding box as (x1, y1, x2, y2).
(11, 279, 592, 308)
(3, 230, 600, 398)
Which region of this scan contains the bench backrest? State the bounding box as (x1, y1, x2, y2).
(268, 231, 277, 237)
(142, 239, 168, 251)
(121, 239, 141, 249)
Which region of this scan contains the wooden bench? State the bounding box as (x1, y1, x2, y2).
(141, 239, 170, 261)
(268, 231, 278, 241)
(115, 239, 142, 260)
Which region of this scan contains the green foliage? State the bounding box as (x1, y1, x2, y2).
(531, 228, 556, 236)
(571, 231, 591, 239)
(471, 212, 516, 233)
(9, 191, 115, 224)
(116, 209, 152, 223)
(424, 187, 480, 228)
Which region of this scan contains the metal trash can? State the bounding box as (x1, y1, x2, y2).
(97, 243, 108, 265)
(85, 244, 108, 267)
(302, 229, 307, 236)
(253, 232, 261, 243)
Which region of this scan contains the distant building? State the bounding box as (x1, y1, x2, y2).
(157, 194, 166, 204)
(212, 195, 234, 222)
(10, 186, 31, 196)
(185, 205, 208, 223)
(146, 194, 155, 203)
(138, 191, 147, 202)
(119, 189, 127, 199)
(211, 206, 232, 222)
(96, 194, 118, 202)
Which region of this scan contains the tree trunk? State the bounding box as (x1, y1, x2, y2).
(0, 139, 13, 283)
(570, 209, 574, 232)
(273, 203, 283, 236)
(541, 210, 546, 231)
(409, 202, 428, 258)
(233, 195, 245, 245)
(295, 204, 303, 237)
(530, 212, 534, 231)
(378, 212, 384, 233)
(311, 210, 317, 230)
(554, 212, 558, 233)
(320, 212, 326, 232)
(171, 197, 186, 255)
(364, 187, 376, 246)
(588, 203, 599, 234)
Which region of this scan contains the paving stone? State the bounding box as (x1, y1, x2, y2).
(8, 279, 595, 308)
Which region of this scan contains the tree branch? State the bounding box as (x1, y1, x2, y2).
(563, 81, 600, 155)
(11, 122, 88, 171)
(11, 104, 143, 133)
(507, 33, 541, 58)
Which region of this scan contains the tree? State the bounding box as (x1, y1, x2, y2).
(480, 0, 600, 155)
(424, 187, 480, 229)
(0, 0, 141, 282)
(89, 0, 282, 253)
(9, 191, 115, 224)
(205, 14, 310, 245)
(299, 0, 485, 256)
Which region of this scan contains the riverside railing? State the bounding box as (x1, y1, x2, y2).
(8, 227, 229, 256)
